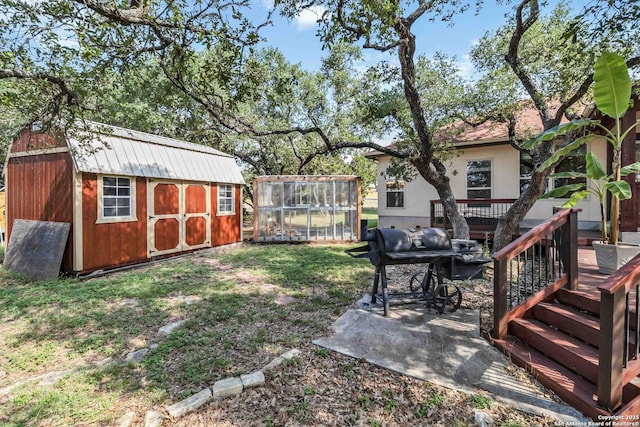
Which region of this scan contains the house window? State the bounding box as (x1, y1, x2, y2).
(103, 177, 131, 217)
(218, 184, 235, 214)
(467, 160, 492, 199)
(520, 145, 586, 194)
(386, 178, 405, 208)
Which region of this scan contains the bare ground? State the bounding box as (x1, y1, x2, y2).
(169, 263, 561, 426)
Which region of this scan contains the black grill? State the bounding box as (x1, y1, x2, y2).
(347, 227, 490, 316)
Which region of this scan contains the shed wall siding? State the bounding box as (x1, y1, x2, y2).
(10, 131, 66, 153)
(81, 174, 148, 271)
(211, 185, 242, 246)
(6, 152, 74, 270)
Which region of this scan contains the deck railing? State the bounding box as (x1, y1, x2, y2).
(430, 199, 517, 231)
(492, 208, 578, 341)
(597, 253, 640, 412)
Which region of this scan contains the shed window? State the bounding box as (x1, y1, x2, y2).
(103, 177, 131, 217)
(386, 178, 404, 208)
(218, 184, 234, 214)
(467, 160, 492, 199)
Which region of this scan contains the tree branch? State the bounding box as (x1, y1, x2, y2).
(0, 69, 78, 106)
(505, 0, 552, 126)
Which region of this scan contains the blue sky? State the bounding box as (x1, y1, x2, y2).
(255, 1, 589, 77)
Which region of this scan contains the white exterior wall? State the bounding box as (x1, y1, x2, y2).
(375, 138, 608, 230)
(376, 157, 439, 229)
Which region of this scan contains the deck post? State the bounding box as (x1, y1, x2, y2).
(493, 257, 509, 340)
(598, 287, 625, 411)
(565, 209, 579, 290)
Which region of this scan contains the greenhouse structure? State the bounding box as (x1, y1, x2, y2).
(253, 175, 361, 242)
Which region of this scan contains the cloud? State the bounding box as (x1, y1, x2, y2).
(456, 54, 475, 79)
(294, 6, 326, 30)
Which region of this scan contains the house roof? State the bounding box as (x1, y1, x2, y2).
(365, 101, 575, 158)
(67, 122, 245, 185)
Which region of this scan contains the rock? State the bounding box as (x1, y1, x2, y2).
(124, 348, 149, 363)
(166, 388, 212, 418)
(93, 357, 112, 367)
(212, 377, 243, 399)
(144, 411, 163, 427)
(473, 408, 494, 427)
(158, 319, 188, 335)
(240, 371, 265, 389)
(117, 411, 136, 427)
(280, 349, 300, 360)
(120, 298, 139, 307)
(262, 356, 284, 373)
(38, 369, 74, 386)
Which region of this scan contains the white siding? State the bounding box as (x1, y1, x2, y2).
(374, 139, 607, 229)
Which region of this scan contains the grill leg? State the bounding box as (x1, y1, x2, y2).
(381, 264, 389, 316)
(371, 266, 380, 304)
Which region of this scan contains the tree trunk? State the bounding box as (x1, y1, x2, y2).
(492, 169, 551, 251)
(412, 158, 470, 239)
(393, 20, 469, 239)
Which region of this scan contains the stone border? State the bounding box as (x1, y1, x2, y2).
(132, 349, 301, 427)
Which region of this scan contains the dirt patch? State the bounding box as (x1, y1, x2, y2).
(177, 343, 557, 427)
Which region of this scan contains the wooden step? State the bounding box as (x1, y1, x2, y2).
(556, 288, 639, 329)
(532, 302, 600, 347)
(509, 318, 599, 384)
(494, 337, 610, 419)
(556, 288, 601, 315)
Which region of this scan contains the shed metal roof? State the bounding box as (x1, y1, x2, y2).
(67, 122, 244, 185)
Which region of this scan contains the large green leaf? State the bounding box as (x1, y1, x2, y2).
(593, 52, 631, 119)
(540, 184, 584, 199)
(585, 151, 606, 180)
(620, 162, 640, 177)
(605, 180, 632, 200)
(536, 134, 596, 172)
(562, 190, 590, 208)
(522, 119, 598, 149)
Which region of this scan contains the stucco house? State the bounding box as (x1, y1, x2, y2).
(366, 101, 640, 234)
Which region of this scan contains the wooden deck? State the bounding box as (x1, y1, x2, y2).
(493, 245, 640, 419)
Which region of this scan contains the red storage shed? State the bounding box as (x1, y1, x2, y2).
(5, 122, 245, 274)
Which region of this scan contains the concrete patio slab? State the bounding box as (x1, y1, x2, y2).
(314, 305, 588, 424)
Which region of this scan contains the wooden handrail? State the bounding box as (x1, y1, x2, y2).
(492, 208, 574, 261)
(598, 252, 640, 295)
(598, 252, 640, 411)
(493, 208, 578, 340)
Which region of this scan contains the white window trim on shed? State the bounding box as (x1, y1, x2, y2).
(96, 174, 138, 223)
(217, 183, 235, 215)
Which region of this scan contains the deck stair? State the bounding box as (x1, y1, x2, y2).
(491, 208, 640, 420)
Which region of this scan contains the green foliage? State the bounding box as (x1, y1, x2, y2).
(534, 52, 640, 244)
(593, 52, 633, 121)
(471, 394, 492, 409)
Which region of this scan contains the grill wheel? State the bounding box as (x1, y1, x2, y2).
(409, 271, 462, 314)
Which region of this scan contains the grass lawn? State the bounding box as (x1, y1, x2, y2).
(0, 244, 372, 426)
(361, 207, 378, 229)
(0, 241, 552, 426)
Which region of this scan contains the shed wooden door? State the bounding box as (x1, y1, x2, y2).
(147, 180, 211, 257)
